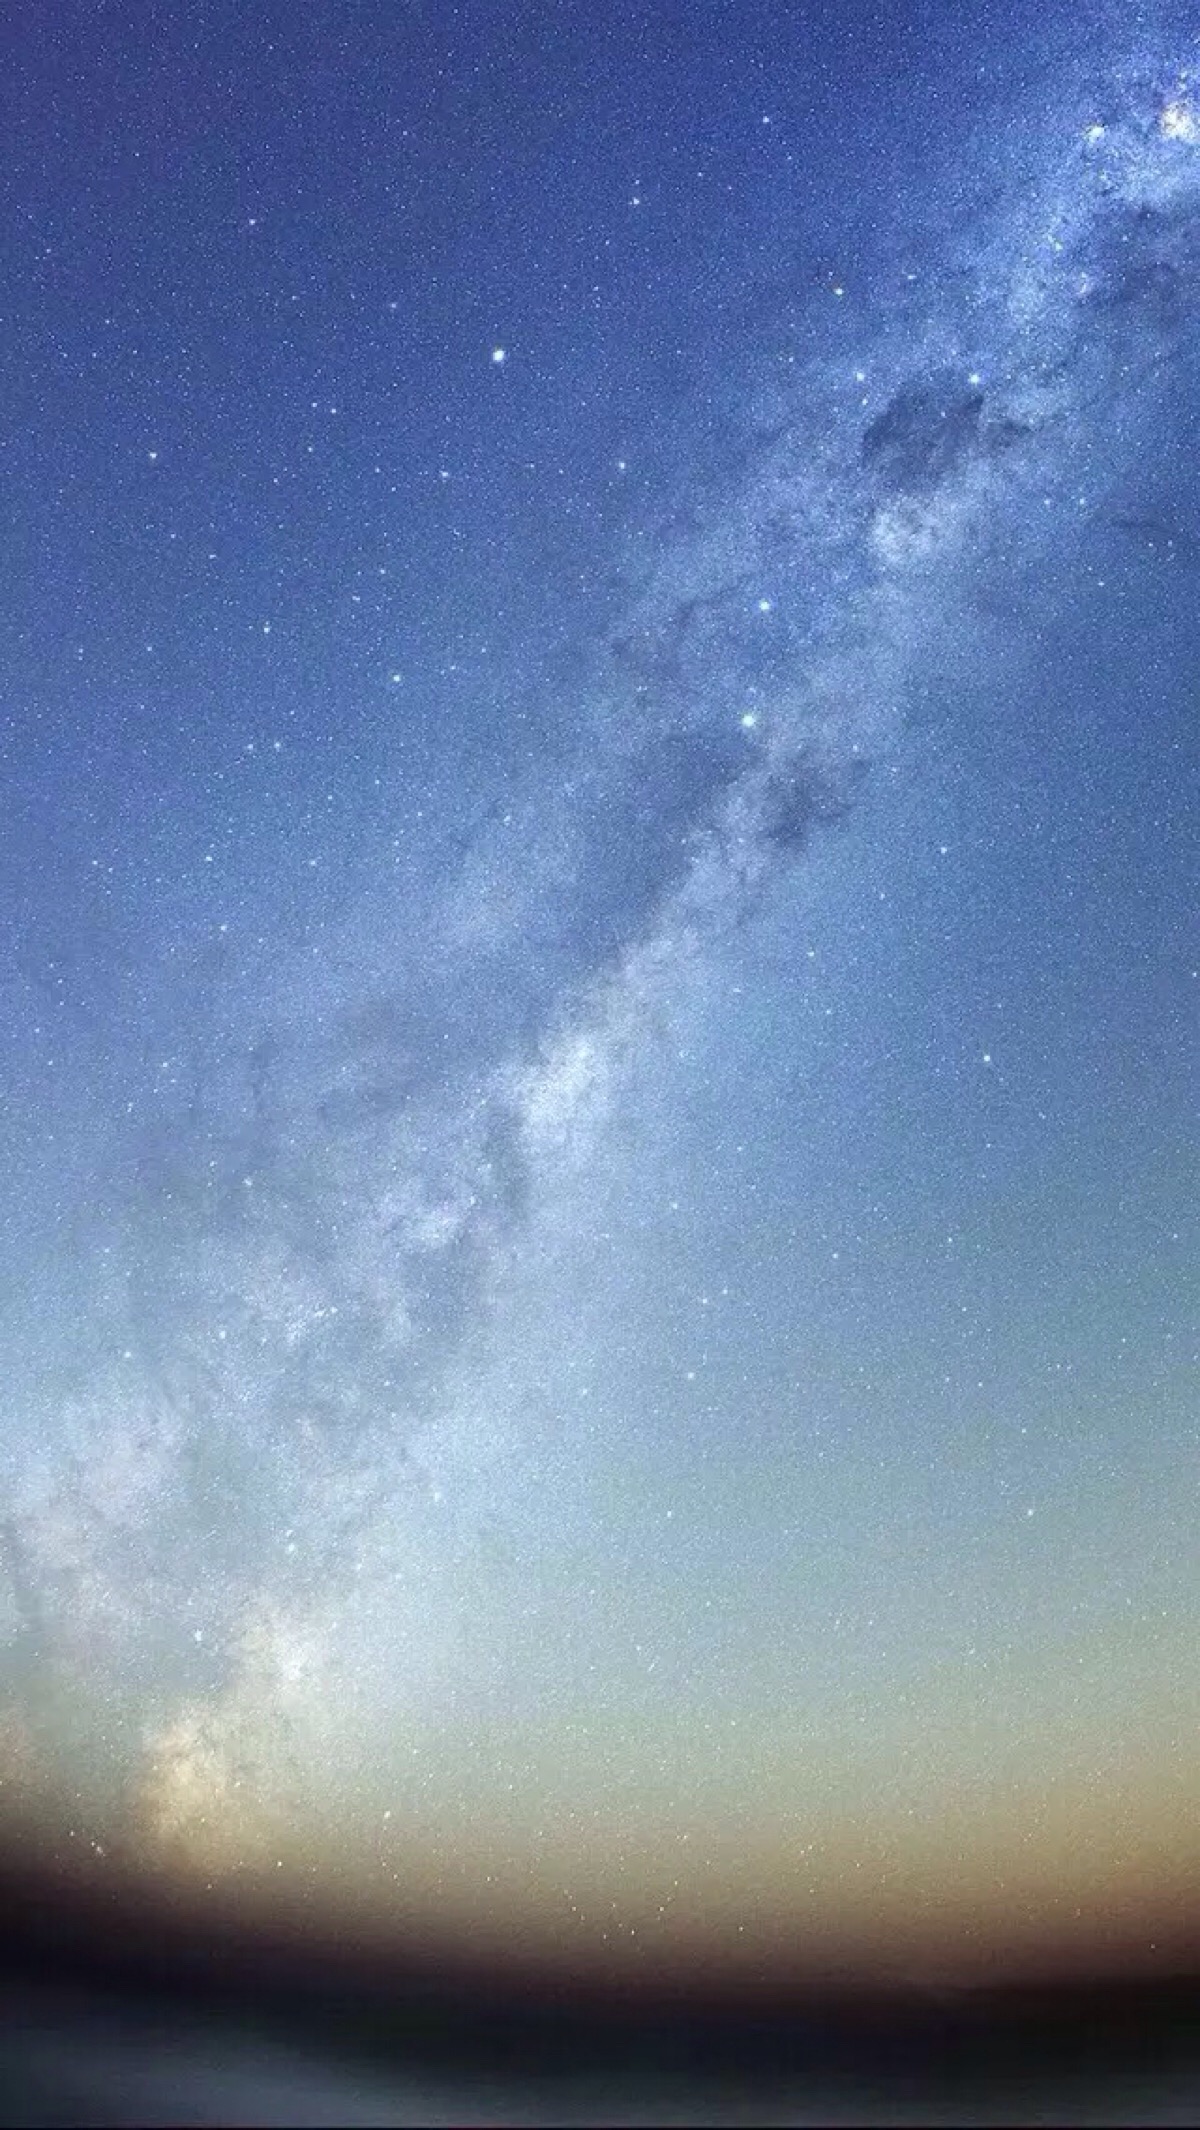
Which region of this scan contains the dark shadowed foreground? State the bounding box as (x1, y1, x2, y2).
(0, 1846, 1195, 2126)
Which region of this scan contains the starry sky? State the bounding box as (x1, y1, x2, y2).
(0, 0, 1196, 1989)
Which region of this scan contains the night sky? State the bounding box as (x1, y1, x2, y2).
(0, 0, 1196, 1988)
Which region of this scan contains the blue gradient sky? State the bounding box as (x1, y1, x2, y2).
(0, 0, 1196, 1984)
